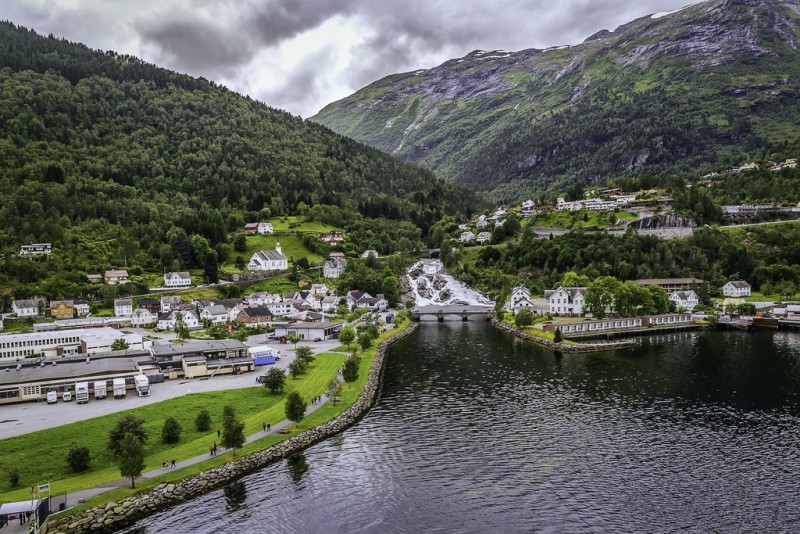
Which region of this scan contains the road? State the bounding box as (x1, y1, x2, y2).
(0, 337, 343, 440)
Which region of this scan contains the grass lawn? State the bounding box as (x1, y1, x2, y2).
(270, 216, 335, 234)
(225, 234, 325, 269)
(0, 354, 346, 500)
(244, 274, 304, 295)
(1, 320, 35, 334)
(526, 209, 637, 229)
(51, 318, 412, 519)
(745, 291, 800, 302)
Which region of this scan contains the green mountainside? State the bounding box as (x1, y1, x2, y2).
(0, 22, 478, 298)
(313, 0, 800, 201)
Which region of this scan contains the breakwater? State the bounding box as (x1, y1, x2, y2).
(43, 322, 419, 534)
(490, 317, 638, 352)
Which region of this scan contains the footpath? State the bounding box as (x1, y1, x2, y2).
(65, 393, 331, 506)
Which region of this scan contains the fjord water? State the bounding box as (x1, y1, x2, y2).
(128, 323, 800, 533)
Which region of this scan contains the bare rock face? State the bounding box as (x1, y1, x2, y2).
(629, 214, 697, 229)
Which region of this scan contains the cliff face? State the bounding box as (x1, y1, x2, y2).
(313, 0, 800, 201)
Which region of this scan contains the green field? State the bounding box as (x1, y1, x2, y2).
(525, 209, 638, 229)
(226, 234, 325, 270)
(0, 354, 346, 500)
(270, 216, 335, 233)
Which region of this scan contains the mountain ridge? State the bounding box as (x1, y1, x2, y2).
(312, 0, 800, 201)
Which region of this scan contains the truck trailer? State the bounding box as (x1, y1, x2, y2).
(113, 378, 126, 398)
(94, 381, 107, 399)
(75, 382, 89, 404)
(134, 375, 150, 397)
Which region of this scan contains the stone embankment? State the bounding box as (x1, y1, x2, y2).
(44, 323, 419, 534)
(491, 318, 638, 352)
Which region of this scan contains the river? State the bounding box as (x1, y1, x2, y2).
(125, 323, 800, 533)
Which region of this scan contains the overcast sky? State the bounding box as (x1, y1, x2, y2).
(2, 0, 704, 117)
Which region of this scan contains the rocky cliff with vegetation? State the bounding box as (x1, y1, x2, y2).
(313, 0, 800, 201)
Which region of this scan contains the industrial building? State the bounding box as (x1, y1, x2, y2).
(0, 327, 145, 360)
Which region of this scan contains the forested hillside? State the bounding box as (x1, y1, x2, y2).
(313, 0, 800, 201)
(0, 22, 478, 298)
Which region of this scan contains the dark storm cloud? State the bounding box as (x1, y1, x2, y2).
(0, 0, 704, 116)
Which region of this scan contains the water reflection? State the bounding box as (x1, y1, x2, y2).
(223, 481, 247, 513)
(287, 454, 309, 483)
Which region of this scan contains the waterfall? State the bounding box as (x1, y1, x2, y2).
(406, 260, 493, 307)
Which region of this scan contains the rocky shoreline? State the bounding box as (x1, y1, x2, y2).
(490, 317, 639, 352)
(44, 322, 419, 534)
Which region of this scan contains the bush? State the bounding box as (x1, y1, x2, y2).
(7, 466, 19, 487)
(66, 445, 91, 472)
(515, 308, 534, 328)
(161, 417, 182, 444)
(553, 327, 563, 343)
(195, 409, 212, 432)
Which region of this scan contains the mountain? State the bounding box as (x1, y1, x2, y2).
(0, 21, 478, 295)
(312, 0, 800, 201)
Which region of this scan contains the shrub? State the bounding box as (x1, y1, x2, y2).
(196, 409, 212, 431)
(161, 417, 182, 444)
(66, 445, 91, 472)
(7, 466, 20, 487)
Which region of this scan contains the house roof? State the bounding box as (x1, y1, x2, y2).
(50, 300, 74, 308)
(105, 270, 129, 277)
(636, 278, 705, 286)
(670, 291, 697, 300)
(166, 271, 191, 279)
(161, 296, 182, 305)
(240, 307, 273, 318)
(329, 252, 346, 258)
(726, 281, 751, 289)
(252, 249, 288, 262)
(204, 305, 228, 316)
(114, 298, 133, 307)
(14, 299, 42, 308)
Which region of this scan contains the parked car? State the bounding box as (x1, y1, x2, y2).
(313, 338, 322, 342)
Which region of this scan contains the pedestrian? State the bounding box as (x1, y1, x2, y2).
(162, 459, 167, 469)
(217, 429, 221, 438)
(171, 458, 176, 468)
(263, 422, 266, 432)
(210, 447, 214, 457)
(267, 423, 271, 431)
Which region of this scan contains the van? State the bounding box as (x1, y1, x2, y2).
(62, 391, 73, 402)
(46, 390, 57, 404)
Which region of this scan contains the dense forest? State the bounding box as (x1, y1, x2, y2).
(0, 22, 479, 299)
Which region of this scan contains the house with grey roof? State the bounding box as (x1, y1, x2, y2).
(248, 242, 288, 271)
(164, 271, 192, 288)
(722, 280, 751, 298)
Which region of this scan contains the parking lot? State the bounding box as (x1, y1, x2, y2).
(0, 337, 343, 440)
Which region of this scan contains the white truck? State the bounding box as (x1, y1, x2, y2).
(46, 390, 58, 404)
(134, 375, 150, 397)
(113, 377, 126, 398)
(75, 382, 89, 404)
(94, 380, 107, 400)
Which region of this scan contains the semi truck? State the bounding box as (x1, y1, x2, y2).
(75, 382, 89, 404)
(134, 375, 150, 397)
(94, 381, 107, 400)
(248, 345, 281, 366)
(113, 377, 126, 398)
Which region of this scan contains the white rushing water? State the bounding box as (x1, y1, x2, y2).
(406, 260, 493, 307)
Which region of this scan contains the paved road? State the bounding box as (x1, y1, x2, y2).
(0, 338, 342, 440)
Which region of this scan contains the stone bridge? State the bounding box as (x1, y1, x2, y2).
(411, 305, 494, 322)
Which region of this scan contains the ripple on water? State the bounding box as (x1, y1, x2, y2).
(127, 325, 800, 534)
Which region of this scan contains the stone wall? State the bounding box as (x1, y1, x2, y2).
(490, 317, 638, 352)
(44, 322, 419, 534)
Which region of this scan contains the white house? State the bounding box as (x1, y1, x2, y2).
(74, 300, 90, 317)
(12, 299, 43, 317)
(104, 269, 129, 285)
(131, 308, 156, 327)
(246, 292, 281, 306)
(200, 305, 229, 325)
(323, 253, 347, 279)
(722, 281, 751, 298)
(248, 242, 289, 271)
(19, 243, 52, 255)
(310, 283, 330, 296)
(114, 298, 133, 317)
(267, 302, 299, 317)
(160, 296, 183, 313)
(460, 231, 475, 243)
(321, 296, 341, 313)
(787, 304, 800, 320)
(243, 222, 274, 235)
(546, 286, 587, 316)
(521, 199, 535, 209)
(361, 250, 379, 259)
(669, 290, 699, 312)
(164, 272, 192, 288)
(506, 286, 535, 315)
(157, 310, 200, 331)
(476, 232, 492, 244)
(346, 290, 389, 312)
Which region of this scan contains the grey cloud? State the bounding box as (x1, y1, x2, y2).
(257, 47, 336, 115)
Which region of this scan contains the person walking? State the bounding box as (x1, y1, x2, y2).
(263, 422, 267, 432)
(267, 423, 271, 431)
(170, 458, 176, 468)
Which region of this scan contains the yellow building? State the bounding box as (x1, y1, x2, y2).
(49, 300, 76, 320)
